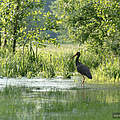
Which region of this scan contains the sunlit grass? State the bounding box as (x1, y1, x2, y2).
(0, 43, 119, 83)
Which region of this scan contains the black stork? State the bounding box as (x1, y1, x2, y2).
(72, 52, 92, 86)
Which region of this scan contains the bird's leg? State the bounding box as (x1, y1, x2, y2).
(82, 76, 85, 86)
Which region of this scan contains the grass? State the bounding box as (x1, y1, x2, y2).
(0, 43, 120, 83)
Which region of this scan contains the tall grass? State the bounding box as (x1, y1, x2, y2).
(0, 44, 119, 83)
(0, 44, 77, 78)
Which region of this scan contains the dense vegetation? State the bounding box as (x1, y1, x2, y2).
(51, 0, 120, 55)
(0, 0, 120, 83)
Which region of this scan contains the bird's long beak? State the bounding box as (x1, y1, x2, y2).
(70, 53, 77, 60)
(72, 53, 78, 58)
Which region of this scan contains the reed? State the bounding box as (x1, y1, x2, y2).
(0, 43, 119, 83)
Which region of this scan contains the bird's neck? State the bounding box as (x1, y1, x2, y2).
(76, 55, 80, 66)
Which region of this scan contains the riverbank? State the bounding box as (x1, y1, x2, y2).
(0, 43, 119, 84)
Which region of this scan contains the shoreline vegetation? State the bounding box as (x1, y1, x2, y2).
(0, 0, 119, 84)
(0, 42, 119, 84)
(0, 0, 120, 119)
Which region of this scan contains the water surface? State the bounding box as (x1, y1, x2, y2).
(0, 77, 119, 120)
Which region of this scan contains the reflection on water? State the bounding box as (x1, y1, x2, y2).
(0, 77, 120, 120)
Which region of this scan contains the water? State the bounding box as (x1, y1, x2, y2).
(0, 77, 119, 120)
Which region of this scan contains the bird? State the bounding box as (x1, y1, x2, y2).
(71, 52, 92, 86)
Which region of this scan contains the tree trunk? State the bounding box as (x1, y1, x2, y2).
(0, 30, 1, 47)
(13, 1, 20, 53)
(13, 20, 17, 53)
(3, 37, 7, 47)
(3, 28, 7, 47)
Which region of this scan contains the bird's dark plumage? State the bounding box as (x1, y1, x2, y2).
(72, 52, 92, 85)
(77, 63, 92, 79)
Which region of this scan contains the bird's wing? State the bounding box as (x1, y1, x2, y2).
(77, 64, 92, 79)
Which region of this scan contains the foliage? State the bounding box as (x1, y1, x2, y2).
(51, 0, 120, 55)
(62, 53, 75, 78)
(0, 0, 58, 52)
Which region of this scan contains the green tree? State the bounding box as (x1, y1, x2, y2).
(0, 0, 57, 53)
(51, 0, 120, 55)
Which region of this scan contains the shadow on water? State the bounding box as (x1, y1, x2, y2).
(0, 77, 120, 120)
